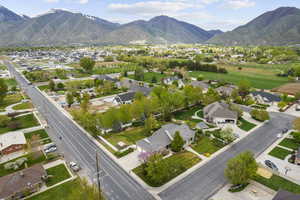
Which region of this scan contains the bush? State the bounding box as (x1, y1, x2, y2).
(114, 148, 134, 158)
(8, 121, 21, 129)
(250, 109, 269, 122)
(0, 115, 11, 127)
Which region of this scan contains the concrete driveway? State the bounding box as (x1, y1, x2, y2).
(118, 150, 142, 171)
(285, 104, 300, 117)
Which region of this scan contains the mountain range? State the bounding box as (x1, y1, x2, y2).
(0, 5, 299, 47)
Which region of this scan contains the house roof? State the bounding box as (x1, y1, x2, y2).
(215, 85, 237, 96)
(129, 85, 152, 96)
(204, 101, 238, 120)
(136, 123, 195, 153)
(251, 91, 281, 102)
(0, 164, 46, 199)
(115, 92, 136, 103)
(190, 81, 209, 89)
(272, 190, 300, 200)
(0, 131, 26, 151)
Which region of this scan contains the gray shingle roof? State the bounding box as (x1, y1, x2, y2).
(204, 101, 238, 120)
(272, 190, 300, 200)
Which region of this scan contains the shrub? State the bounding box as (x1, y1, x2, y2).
(0, 115, 11, 127)
(250, 109, 269, 122)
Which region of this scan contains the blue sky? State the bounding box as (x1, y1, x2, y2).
(0, 0, 299, 31)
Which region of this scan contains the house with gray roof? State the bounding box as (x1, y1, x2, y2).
(190, 81, 209, 92)
(250, 91, 281, 105)
(203, 101, 238, 125)
(215, 85, 237, 97)
(136, 123, 195, 153)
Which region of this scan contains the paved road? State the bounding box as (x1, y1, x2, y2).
(6, 62, 155, 200)
(159, 112, 295, 200)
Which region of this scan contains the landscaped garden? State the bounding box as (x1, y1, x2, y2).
(0, 113, 39, 134)
(238, 118, 256, 131)
(253, 174, 300, 193)
(46, 164, 71, 187)
(133, 151, 201, 187)
(268, 147, 293, 160)
(192, 135, 225, 156)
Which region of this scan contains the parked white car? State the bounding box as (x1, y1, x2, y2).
(69, 162, 81, 172)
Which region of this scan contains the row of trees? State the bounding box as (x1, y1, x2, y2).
(0, 78, 8, 104)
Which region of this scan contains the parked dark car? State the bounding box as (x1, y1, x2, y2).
(282, 128, 289, 134)
(265, 160, 278, 171)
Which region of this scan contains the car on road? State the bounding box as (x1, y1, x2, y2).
(45, 146, 57, 154)
(296, 104, 300, 111)
(282, 128, 289, 134)
(69, 162, 81, 172)
(265, 160, 278, 171)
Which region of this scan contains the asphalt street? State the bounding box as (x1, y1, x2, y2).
(6, 62, 155, 200)
(159, 112, 295, 200)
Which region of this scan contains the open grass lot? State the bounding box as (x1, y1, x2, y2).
(129, 72, 167, 83)
(46, 164, 71, 187)
(0, 113, 39, 134)
(12, 102, 33, 110)
(192, 136, 225, 156)
(238, 118, 256, 131)
(279, 138, 300, 150)
(189, 64, 289, 89)
(133, 151, 201, 187)
(25, 129, 49, 140)
(4, 78, 17, 88)
(103, 127, 146, 147)
(0, 152, 46, 177)
(0, 93, 23, 111)
(268, 147, 292, 160)
(253, 174, 300, 193)
(28, 179, 78, 200)
(173, 106, 202, 121)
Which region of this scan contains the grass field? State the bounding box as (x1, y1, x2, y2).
(103, 127, 146, 147)
(0, 93, 23, 111)
(238, 118, 256, 131)
(25, 129, 49, 140)
(28, 179, 78, 200)
(192, 136, 225, 156)
(189, 64, 289, 89)
(0, 113, 39, 134)
(129, 72, 167, 83)
(268, 147, 292, 160)
(46, 164, 71, 187)
(133, 151, 201, 187)
(173, 106, 202, 120)
(254, 174, 300, 193)
(279, 138, 300, 150)
(4, 78, 18, 88)
(12, 102, 33, 110)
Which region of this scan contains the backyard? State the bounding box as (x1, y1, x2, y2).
(46, 164, 71, 187)
(268, 146, 293, 160)
(192, 136, 225, 156)
(173, 106, 203, 121)
(133, 151, 201, 187)
(0, 113, 39, 134)
(129, 72, 167, 83)
(0, 93, 23, 111)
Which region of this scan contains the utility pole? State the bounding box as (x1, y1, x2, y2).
(95, 151, 101, 200)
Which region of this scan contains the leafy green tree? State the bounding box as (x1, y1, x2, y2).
(225, 151, 258, 185)
(80, 57, 95, 73)
(49, 80, 55, 91)
(183, 85, 203, 107)
(67, 178, 104, 200)
(145, 153, 168, 185)
(170, 131, 185, 152)
(197, 75, 204, 81)
(0, 115, 10, 127)
(0, 79, 8, 104)
(203, 88, 220, 105)
(220, 127, 236, 144)
(57, 82, 65, 90)
(80, 92, 90, 111)
(151, 76, 157, 83)
(144, 115, 159, 136)
(293, 118, 300, 132)
(66, 92, 74, 107)
(238, 80, 251, 97)
(134, 68, 144, 81)
(230, 104, 243, 118)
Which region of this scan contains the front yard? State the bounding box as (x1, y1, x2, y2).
(0, 93, 23, 111)
(46, 164, 71, 187)
(279, 138, 300, 150)
(12, 102, 33, 110)
(173, 106, 203, 121)
(238, 118, 256, 131)
(192, 136, 225, 156)
(0, 113, 39, 134)
(133, 151, 201, 187)
(268, 147, 293, 160)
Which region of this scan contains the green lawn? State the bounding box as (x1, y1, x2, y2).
(254, 174, 300, 193)
(0, 152, 46, 177)
(268, 147, 292, 160)
(238, 118, 256, 131)
(129, 72, 167, 83)
(4, 78, 17, 88)
(28, 179, 78, 200)
(103, 127, 146, 147)
(279, 138, 300, 150)
(25, 129, 49, 140)
(46, 164, 71, 187)
(173, 106, 202, 121)
(192, 136, 225, 156)
(12, 102, 33, 110)
(38, 85, 49, 91)
(0, 113, 39, 134)
(0, 93, 23, 110)
(189, 70, 289, 90)
(133, 151, 201, 187)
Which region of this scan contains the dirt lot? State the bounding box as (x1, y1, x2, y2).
(272, 83, 300, 95)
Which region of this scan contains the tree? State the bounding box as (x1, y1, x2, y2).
(66, 92, 74, 107)
(197, 75, 204, 81)
(144, 115, 159, 136)
(151, 76, 157, 83)
(170, 131, 185, 152)
(250, 109, 269, 121)
(134, 68, 144, 81)
(80, 92, 90, 111)
(230, 104, 243, 119)
(67, 178, 104, 200)
(145, 153, 168, 185)
(0, 115, 10, 127)
(0, 79, 8, 104)
(49, 80, 55, 91)
(56, 82, 65, 90)
(293, 118, 300, 132)
(225, 151, 258, 185)
(238, 80, 251, 97)
(220, 127, 235, 144)
(80, 57, 95, 73)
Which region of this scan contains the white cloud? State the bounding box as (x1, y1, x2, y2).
(108, 1, 199, 16)
(45, 0, 60, 3)
(224, 0, 255, 9)
(78, 0, 88, 4)
(201, 0, 220, 4)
